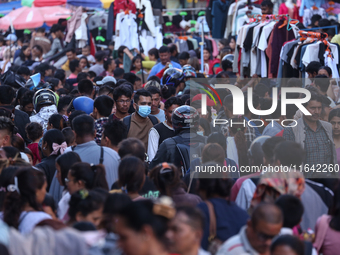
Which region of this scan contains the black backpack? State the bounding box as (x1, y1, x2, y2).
(0, 70, 26, 89)
(122, 114, 159, 134)
(171, 135, 205, 176)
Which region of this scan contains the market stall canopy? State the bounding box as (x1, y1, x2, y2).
(67, 0, 102, 8)
(21, 0, 34, 7)
(100, 0, 113, 9)
(34, 0, 67, 7)
(0, 1, 22, 15)
(0, 6, 71, 30)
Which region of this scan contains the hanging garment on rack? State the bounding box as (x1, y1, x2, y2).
(250, 21, 268, 76)
(278, 3, 302, 22)
(259, 21, 276, 77)
(302, 42, 339, 67)
(75, 13, 88, 48)
(324, 51, 340, 78)
(196, 16, 210, 33)
(114, 0, 137, 14)
(233, 6, 262, 36)
(153, 9, 164, 25)
(88, 11, 109, 31)
(206, 0, 216, 32)
(211, 0, 230, 39)
(225, 1, 238, 38)
(150, 0, 162, 9)
(299, 0, 325, 17)
(107, 2, 115, 41)
(65, 6, 82, 43)
(131, 0, 156, 37)
(269, 19, 296, 77)
(119, 14, 139, 49)
(114, 12, 125, 50)
(303, 7, 327, 26)
(322, 2, 340, 14)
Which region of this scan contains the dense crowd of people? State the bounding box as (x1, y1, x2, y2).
(1, 1, 340, 254)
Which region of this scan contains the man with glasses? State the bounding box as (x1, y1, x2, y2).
(216, 203, 283, 255)
(111, 85, 132, 120)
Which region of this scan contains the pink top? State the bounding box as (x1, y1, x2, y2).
(314, 215, 340, 255)
(68, 73, 77, 79)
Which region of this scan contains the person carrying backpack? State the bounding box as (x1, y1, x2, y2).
(123, 89, 159, 151)
(149, 105, 206, 175)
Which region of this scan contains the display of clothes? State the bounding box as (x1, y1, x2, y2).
(277, 32, 340, 87)
(233, 17, 299, 78)
(88, 11, 109, 45)
(299, 0, 325, 17)
(161, 33, 219, 56)
(303, 7, 327, 27)
(114, 0, 136, 14)
(225, 0, 261, 38)
(211, 0, 230, 39)
(278, 2, 302, 22)
(65, 7, 88, 47)
(114, 12, 138, 50)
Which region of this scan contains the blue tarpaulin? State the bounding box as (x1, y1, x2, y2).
(0, 1, 22, 15)
(67, 0, 102, 8)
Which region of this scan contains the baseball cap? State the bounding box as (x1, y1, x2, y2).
(192, 93, 215, 106)
(96, 76, 117, 86)
(5, 34, 17, 42)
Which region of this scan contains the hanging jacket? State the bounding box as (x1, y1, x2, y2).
(65, 6, 82, 43)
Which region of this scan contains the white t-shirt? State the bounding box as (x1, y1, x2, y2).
(227, 137, 239, 166)
(58, 191, 71, 221)
(0, 211, 52, 234)
(77, 54, 96, 64)
(18, 211, 52, 234)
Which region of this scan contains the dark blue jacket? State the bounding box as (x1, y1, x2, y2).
(197, 197, 249, 251)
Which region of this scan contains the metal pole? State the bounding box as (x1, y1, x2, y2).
(200, 22, 204, 74)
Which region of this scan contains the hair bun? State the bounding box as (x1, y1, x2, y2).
(152, 196, 176, 219)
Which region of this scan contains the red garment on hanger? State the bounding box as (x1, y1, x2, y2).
(278, 3, 303, 23)
(114, 0, 136, 14)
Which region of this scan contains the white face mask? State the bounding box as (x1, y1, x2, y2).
(197, 131, 204, 136)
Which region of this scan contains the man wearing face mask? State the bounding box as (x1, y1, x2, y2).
(122, 89, 159, 151)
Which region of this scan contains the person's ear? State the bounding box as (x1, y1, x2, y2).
(247, 219, 252, 229)
(141, 225, 153, 241)
(104, 136, 111, 146)
(93, 107, 98, 118)
(75, 212, 84, 222)
(196, 230, 203, 242)
(133, 102, 138, 111)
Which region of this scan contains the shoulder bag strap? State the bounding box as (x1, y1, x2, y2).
(99, 146, 104, 164)
(205, 200, 217, 241)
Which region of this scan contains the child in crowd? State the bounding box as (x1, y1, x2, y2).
(93, 95, 114, 144)
(25, 122, 43, 165)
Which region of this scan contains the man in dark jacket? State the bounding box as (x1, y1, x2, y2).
(149, 105, 206, 171)
(0, 85, 30, 144)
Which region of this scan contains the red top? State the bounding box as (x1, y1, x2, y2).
(114, 0, 136, 14)
(278, 3, 303, 22)
(156, 68, 166, 79)
(27, 143, 41, 166)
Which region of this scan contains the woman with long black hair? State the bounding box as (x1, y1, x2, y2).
(14, 45, 31, 66)
(2, 168, 51, 234)
(36, 129, 66, 190)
